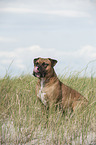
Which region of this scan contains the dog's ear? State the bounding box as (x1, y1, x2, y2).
(33, 57, 40, 65)
(48, 58, 57, 67)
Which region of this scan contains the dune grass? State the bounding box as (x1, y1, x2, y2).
(0, 72, 96, 144)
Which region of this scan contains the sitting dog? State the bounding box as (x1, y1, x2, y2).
(33, 57, 88, 111)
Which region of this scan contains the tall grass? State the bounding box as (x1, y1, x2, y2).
(0, 72, 96, 144)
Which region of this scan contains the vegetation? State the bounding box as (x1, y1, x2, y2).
(0, 72, 96, 144)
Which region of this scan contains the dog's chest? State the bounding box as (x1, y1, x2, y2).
(37, 79, 47, 106)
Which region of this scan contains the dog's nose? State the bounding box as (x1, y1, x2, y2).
(33, 66, 39, 73)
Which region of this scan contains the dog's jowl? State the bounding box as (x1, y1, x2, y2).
(33, 57, 88, 111)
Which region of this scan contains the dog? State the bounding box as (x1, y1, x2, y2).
(33, 57, 88, 111)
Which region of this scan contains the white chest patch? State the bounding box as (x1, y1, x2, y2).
(37, 78, 47, 106)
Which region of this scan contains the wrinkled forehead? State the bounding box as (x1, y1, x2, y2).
(36, 58, 51, 64)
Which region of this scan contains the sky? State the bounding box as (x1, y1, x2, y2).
(0, 0, 96, 77)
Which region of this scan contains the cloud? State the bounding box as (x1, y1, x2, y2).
(0, 37, 17, 43)
(1, 45, 96, 65)
(0, 45, 96, 71)
(45, 10, 90, 18)
(0, 45, 96, 77)
(58, 45, 96, 61)
(0, 7, 90, 18)
(0, 8, 33, 13)
(78, 45, 96, 59)
(0, 51, 15, 58)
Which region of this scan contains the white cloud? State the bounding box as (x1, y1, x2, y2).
(1, 45, 96, 64)
(79, 45, 96, 59)
(0, 45, 96, 76)
(0, 8, 33, 13)
(15, 59, 26, 69)
(1, 59, 13, 65)
(0, 51, 15, 58)
(0, 7, 90, 18)
(0, 37, 17, 43)
(71, 45, 96, 59)
(45, 10, 90, 18)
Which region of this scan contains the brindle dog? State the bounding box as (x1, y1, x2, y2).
(33, 57, 88, 111)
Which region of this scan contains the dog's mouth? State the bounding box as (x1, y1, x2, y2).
(33, 66, 46, 78)
(33, 71, 41, 78)
(33, 71, 46, 78)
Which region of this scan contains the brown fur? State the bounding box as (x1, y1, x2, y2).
(33, 58, 88, 111)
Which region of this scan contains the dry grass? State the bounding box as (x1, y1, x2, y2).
(0, 72, 96, 144)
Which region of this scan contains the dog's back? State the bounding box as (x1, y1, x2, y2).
(61, 82, 88, 111)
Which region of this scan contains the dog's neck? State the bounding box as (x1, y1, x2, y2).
(40, 78, 44, 89)
(40, 72, 58, 87)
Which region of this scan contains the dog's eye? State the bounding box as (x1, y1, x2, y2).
(35, 62, 39, 66)
(42, 62, 49, 68)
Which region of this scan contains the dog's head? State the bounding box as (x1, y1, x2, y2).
(33, 57, 57, 78)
